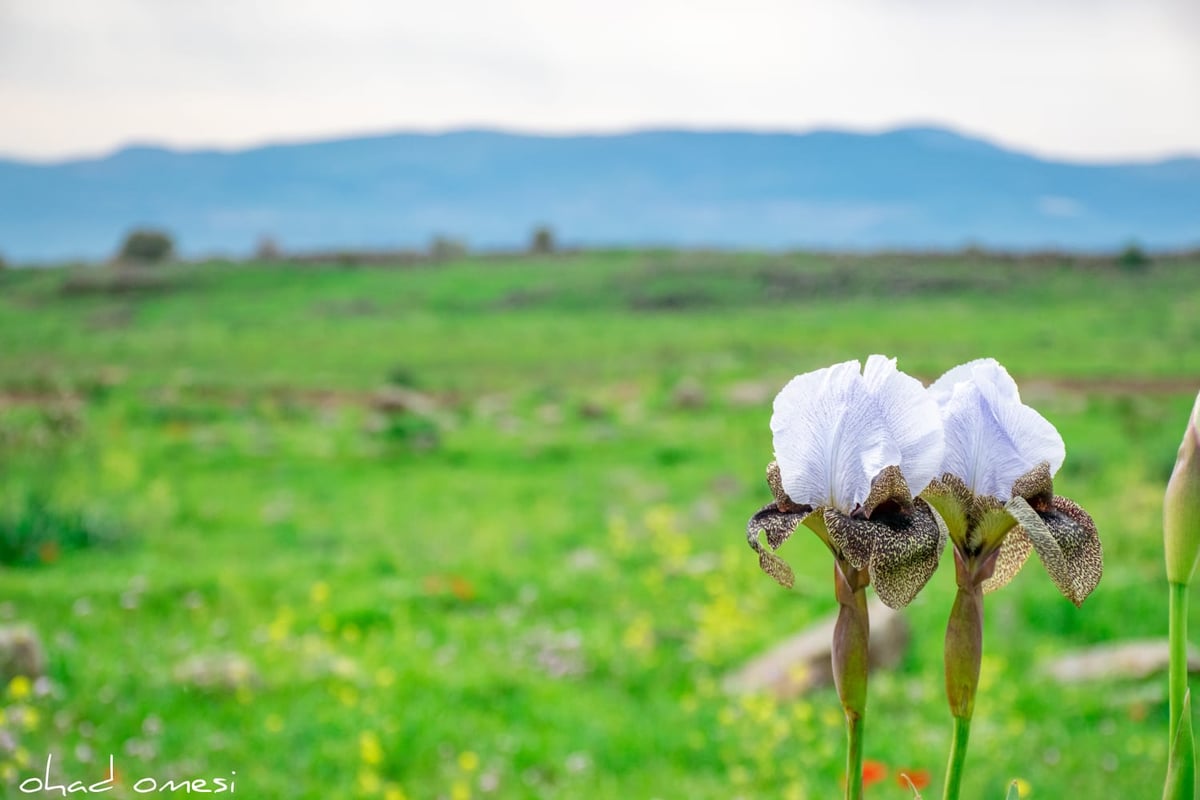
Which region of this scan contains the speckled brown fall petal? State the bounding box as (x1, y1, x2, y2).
(823, 509, 877, 570)
(1005, 495, 1103, 606)
(980, 524, 1033, 594)
(745, 501, 812, 588)
(757, 549, 796, 589)
(824, 465, 917, 570)
(863, 465, 912, 517)
(823, 498, 947, 608)
(867, 498, 946, 609)
(1011, 461, 1054, 507)
(747, 502, 809, 552)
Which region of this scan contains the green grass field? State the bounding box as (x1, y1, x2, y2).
(1, 251, 1198, 798)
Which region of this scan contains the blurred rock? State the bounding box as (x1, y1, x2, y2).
(371, 386, 439, 416)
(173, 652, 260, 692)
(0, 625, 47, 681)
(709, 473, 743, 497)
(577, 400, 608, 420)
(670, 377, 707, 410)
(1043, 639, 1200, 683)
(535, 403, 564, 425)
(724, 598, 908, 698)
(725, 380, 775, 407)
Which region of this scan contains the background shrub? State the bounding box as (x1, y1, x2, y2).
(530, 225, 556, 255)
(0, 494, 121, 566)
(117, 228, 175, 263)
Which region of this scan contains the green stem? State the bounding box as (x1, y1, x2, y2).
(846, 709, 864, 800)
(942, 715, 972, 800)
(942, 553, 983, 800)
(832, 562, 870, 800)
(1170, 580, 1190, 747)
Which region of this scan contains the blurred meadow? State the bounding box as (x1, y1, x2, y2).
(1, 249, 1198, 798)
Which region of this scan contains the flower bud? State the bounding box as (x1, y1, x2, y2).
(832, 561, 870, 719)
(944, 553, 984, 720)
(1165, 391, 1200, 585)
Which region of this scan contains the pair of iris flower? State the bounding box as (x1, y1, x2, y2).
(747, 356, 1103, 614)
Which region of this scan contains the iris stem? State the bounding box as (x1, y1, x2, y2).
(941, 715, 972, 800)
(846, 709, 864, 800)
(942, 557, 983, 800)
(832, 564, 870, 800)
(1170, 580, 1190, 747)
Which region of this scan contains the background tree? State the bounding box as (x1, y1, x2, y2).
(530, 225, 556, 255)
(255, 235, 283, 261)
(117, 229, 175, 264)
(429, 235, 468, 262)
(1117, 242, 1150, 272)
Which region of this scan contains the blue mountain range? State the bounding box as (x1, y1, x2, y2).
(2, 127, 1198, 262)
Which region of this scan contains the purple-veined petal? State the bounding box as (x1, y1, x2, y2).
(771, 360, 896, 512)
(862, 354, 945, 496)
(987, 388, 1065, 478)
(940, 382, 1029, 500)
(929, 358, 1021, 407)
(933, 359, 1065, 500)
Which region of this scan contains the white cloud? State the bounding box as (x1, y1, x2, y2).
(0, 0, 1197, 161)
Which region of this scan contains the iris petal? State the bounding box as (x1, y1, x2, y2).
(980, 524, 1033, 594)
(869, 499, 947, 609)
(935, 362, 1064, 501)
(823, 499, 946, 608)
(862, 354, 945, 496)
(771, 360, 896, 512)
(823, 508, 876, 570)
(746, 500, 815, 589)
(921, 475, 972, 549)
(1005, 495, 1103, 606)
(929, 358, 1021, 407)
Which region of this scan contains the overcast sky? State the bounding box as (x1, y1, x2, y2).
(1, 0, 1197, 163)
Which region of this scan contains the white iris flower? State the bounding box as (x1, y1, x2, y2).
(922, 358, 1102, 605)
(747, 355, 948, 609)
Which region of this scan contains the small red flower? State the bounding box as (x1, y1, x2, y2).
(422, 574, 476, 601)
(862, 760, 888, 787)
(38, 541, 61, 564)
(448, 576, 476, 601)
(898, 769, 931, 790)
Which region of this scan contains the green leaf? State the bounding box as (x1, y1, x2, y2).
(1005, 781, 1021, 800)
(1164, 690, 1196, 800)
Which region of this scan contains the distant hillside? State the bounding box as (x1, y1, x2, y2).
(1, 127, 1198, 262)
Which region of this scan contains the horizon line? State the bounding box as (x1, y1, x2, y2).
(4, 121, 1199, 169)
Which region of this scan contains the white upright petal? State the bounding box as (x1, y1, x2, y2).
(990, 392, 1065, 476)
(771, 360, 895, 512)
(935, 360, 1065, 499)
(862, 354, 945, 496)
(928, 358, 1020, 407)
(940, 383, 1029, 500)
